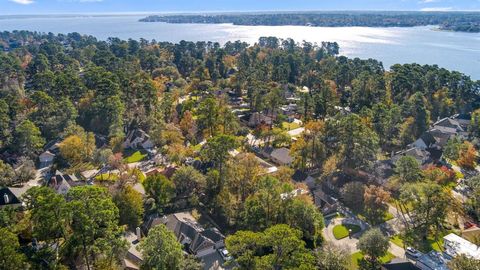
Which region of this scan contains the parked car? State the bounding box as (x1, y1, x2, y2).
(406, 247, 422, 260)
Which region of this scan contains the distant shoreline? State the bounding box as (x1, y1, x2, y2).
(139, 12, 480, 33)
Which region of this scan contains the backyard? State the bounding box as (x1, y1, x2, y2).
(123, 149, 148, 163)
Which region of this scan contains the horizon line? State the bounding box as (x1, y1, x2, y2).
(2, 9, 480, 16)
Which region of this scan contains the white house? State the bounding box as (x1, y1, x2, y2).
(443, 233, 480, 259)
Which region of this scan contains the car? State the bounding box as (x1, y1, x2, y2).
(405, 247, 422, 259)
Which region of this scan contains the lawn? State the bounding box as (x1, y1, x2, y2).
(131, 168, 146, 183)
(124, 150, 148, 163)
(390, 235, 404, 248)
(356, 210, 394, 225)
(350, 252, 395, 270)
(95, 173, 119, 182)
(389, 233, 445, 252)
(332, 224, 362, 240)
(281, 121, 300, 131)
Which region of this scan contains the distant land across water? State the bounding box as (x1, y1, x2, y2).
(141, 11, 480, 33)
(1, 14, 479, 79)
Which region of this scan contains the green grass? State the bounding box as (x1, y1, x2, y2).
(356, 210, 394, 225)
(95, 173, 119, 182)
(333, 224, 362, 240)
(390, 232, 446, 253)
(191, 143, 203, 152)
(123, 150, 148, 163)
(131, 168, 146, 183)
(390, 235, 405, 248)
(281, 121, 300, 131)
(350, 252, 395, 270)
(426, 235, 444, 252)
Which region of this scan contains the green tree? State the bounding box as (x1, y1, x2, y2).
(0, 227, 28, 270)
(23, 187, 70, 265)
(14, 119, 45, 157)
(407, 92, 430, 138)
(469, 109, 480, 138)
(139, 224, 184, 270)
(225, 230, 261, 270)
(200, 134, 237, 176)
(196, 97, 220, 136)
(113, 185, 144, 230)
(66, 186, 127, 270)
(399, 182, 451, 241)
(357, 228, 389, 268)
(0, 160, 16, 187)
(315, 243, 350, 270)
(0, 99, 11, 148)
(258, 224, 315, 269)
(172, 166, 206, 198)
(285, 197, 325, 245)
(336, 114, 379, 170)
(394, 156, 423, 183)
(448, 254, 480, 270)
(444, 136, 463, 161)
(143, 174, 175, 213)
(226, 224, 315, 270)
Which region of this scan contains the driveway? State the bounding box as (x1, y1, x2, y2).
(322, 217, 360, 253)
(323, 216, 406, 259)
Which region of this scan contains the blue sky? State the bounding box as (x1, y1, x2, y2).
(2, 0, 480, 15)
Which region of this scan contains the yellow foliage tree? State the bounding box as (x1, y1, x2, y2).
(59, 132, 96, 166)
(458, 141, 477, 169)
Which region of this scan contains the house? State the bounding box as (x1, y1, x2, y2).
(280, 188, 309, 200)
(432, 116, 469, 138)
(410, 132, 437, 150)
(0, 186, 28, 208)
(443, 233, 480, 259)
(381, 258, 419, 270)
(391, 147, 431, 166)
(452, 113, 471, 130)
(314, 189, 339, 214)
(48, 170, 85, 195)
(247, 112, 273, 128)
(123, 229, 143, 270)
(287, 127, 304, 138)
(145, 166, 177, 179)
(291, 170, 316, 189)
(262, 147, 293, 166)
(462, 225, 480, 244)
(38, 150, 55, 168)
(369, 160, 395, 185)
(415, 251, 449, 270)
(124, 129, 154, 150)
(434, 117, 465, 133)
(146, 212, 232, 270)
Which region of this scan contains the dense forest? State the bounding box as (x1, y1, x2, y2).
(140, 11, 480, 33)
(1, 30, 480, 269)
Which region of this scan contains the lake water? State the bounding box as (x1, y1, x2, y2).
(0, 15, 479, 79)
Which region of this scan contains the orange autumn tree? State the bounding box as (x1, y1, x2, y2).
(458, 141, 477, 169)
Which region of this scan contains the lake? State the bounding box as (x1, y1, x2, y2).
(1, 15, 479, 79)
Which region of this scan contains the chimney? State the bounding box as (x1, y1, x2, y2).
(136, 227, 141, 241)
